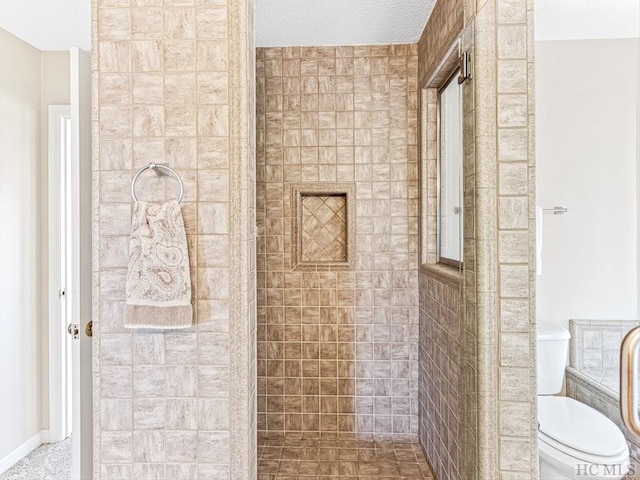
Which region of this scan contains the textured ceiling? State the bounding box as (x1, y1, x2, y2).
(0, 0, 91, 50)
(256, 0, 436, 47)
(535, 0, 640, 41)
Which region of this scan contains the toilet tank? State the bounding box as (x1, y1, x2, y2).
(537, 323, 571, 395)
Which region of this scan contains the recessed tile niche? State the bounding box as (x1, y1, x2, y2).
(291, 184, 355, 270)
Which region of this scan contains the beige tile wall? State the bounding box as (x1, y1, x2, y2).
(417, 0, 536, 478)
(495, 0, 538, 475)
(569, 320, 639, 371)
(417, 3, 477, 479)
(91, 0, 535, 475)
(256, 45, 420, 439)
(417, 0, 464, 87)
(418, 266, 463, 480)
(92, 0, 256, 478)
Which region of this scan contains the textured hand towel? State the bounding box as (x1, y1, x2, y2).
(124, 201, 193, 329)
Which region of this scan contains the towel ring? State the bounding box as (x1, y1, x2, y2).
(131, 163, 184, 203)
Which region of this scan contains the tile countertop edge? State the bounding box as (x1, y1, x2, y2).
(566, 365, 620, 402)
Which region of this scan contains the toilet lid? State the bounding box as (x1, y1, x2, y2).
(538, 396, 627, 457)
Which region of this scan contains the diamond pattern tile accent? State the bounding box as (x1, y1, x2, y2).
(301, 194, 347, 262)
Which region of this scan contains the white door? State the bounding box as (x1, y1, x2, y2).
(69, 47, 92, 480)
(48, 104, 72, 444)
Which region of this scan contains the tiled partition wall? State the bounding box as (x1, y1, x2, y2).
(92, 0, 256, 478)
(418, 267, 462, 480)
(256, 45, 420, 438)
(417, 0, 536, 478)
(491, 0, 537, 475)
(416, 2, 471, 477)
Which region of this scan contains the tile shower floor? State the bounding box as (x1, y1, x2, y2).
(258, 435, 434, 479)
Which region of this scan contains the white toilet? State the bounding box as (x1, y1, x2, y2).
(537, 323, 630, 480)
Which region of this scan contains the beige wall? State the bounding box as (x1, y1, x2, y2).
(0, 28, 70, 464)
(256, 45, 420, 439)
(0, 26, 43, 462)
(92, 0, 256, 478)
(536, 38, 639, 328)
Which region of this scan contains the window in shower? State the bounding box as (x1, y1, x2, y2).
(437, 69, 464, 267)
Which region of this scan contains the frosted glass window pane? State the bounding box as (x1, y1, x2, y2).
(438, 74, 463, 264)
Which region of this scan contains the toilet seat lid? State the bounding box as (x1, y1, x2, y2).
(538, 396, 627, 457)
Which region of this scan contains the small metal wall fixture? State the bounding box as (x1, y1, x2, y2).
(458, 51, 471, 85)
(542, 206, 568, 215)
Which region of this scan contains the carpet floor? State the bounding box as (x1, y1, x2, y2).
(0, 437, 71, 480)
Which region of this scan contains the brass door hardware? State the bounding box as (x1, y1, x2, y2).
(620, 327, 640, 435)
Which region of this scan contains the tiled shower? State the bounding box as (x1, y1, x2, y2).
(256, 45, 420, 438)
(90, 0, 537, 477)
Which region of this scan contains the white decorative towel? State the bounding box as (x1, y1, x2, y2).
(536, 205, 543, 276)
(124, 201, 193, 329)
